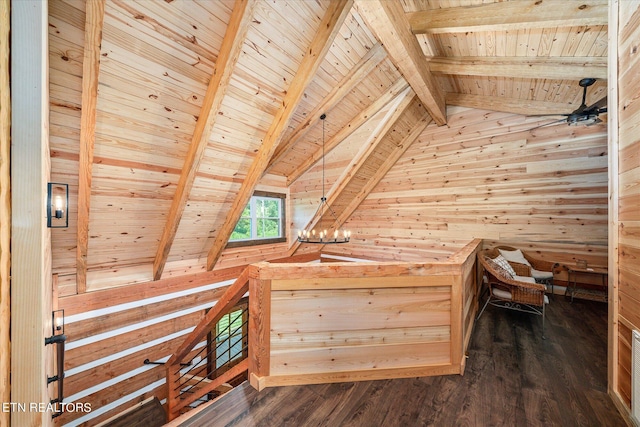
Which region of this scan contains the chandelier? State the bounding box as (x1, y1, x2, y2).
(297, 114, 351, 244)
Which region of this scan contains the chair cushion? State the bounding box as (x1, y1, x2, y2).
(514, 275, 537, 283)
(531, 268, 553, 280)
(491, 254, 517, 277)
(498, 248, 531, 267)
(492, 285, 549, 305)
(492, 288, 512, 300)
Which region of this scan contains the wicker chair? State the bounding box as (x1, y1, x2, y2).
(494, 245, 557, 294)
(477, 248, 549, 338)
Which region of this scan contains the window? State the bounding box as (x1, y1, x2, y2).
(227, 192, 286, 247)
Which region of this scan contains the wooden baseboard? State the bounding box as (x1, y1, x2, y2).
(609, 389, 634, 427)
(251, 364, 462, 390)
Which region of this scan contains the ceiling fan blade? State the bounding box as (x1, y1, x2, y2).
(525, 79, 605, 128)
(526, 118, 567, 131)
(526, 113, 569, 118)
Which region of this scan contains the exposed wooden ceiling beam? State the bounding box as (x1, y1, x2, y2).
(446, 93, 575, 116)
(408, 0, 608, 34)
(287, 78, 410, 186)
(336, 87, 416, 190)
(76, 0, 106, 293)
(206, 0, 354, 271)
(355, 0, 446, 125)
(152, 0, 257, 281)
(267, 42, 386, 173)
(427, 56, 608, 80)
(288, 86, 415, 256)
(333, 111, 432, 229)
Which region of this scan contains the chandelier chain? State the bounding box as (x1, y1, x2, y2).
(297, 113, 351, 244)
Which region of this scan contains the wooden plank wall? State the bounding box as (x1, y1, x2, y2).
(52, 198, 291, 296)
(330, 106, 609, 268)
(249, 240, 480, 390)
(56, 239, 292, 297)
(614, 0, 640, 410)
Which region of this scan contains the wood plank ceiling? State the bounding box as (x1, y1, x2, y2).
(48, 0, 609, 293)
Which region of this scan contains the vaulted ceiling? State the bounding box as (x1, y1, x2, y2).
(48, 0, 608, 293)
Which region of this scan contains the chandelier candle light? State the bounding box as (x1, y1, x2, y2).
(297, 114, 351, 244)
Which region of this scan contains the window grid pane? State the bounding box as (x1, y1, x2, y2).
(230, 195, 283, 242)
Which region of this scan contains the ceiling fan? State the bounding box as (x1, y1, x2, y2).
(530, 78, 608, 130)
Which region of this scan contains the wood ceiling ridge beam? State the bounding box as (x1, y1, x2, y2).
(427, 56, 608, 80)
(408, 0, 608, 34)
(355, 0, 446, 125)
(446, 93, 576, 116)
(153, 0, 258, 281)
(287, 77, 410, 186)
(76, 0, 106, 293)
(267, 42, 386, 172)
(288, 87, 415, 256)
(206, 0, 354, 271)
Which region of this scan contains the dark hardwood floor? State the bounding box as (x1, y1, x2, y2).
(179, 296, 627, 427)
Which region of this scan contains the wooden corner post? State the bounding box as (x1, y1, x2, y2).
(248, 263, 271, 391)
(11, 0, 54, 425)
(0, 0, 11, 424)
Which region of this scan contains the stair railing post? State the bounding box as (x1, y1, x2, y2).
(166, 361, 180, 421)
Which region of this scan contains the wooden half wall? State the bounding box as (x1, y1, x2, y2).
(248, 239, 482, 390)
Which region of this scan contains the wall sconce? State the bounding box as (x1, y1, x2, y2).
(47, 183, 69, 228)
(51, 309, 65, 337)
(45, 309, 66, 418)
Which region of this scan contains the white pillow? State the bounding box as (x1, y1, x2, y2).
(532, 268, 553, 279)
(492, 254, 517, 277)
(498, 248, 531, 267)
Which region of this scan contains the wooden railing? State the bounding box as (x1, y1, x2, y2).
(248, 239, 482, 391)
(165, 240, 482, 420)
(165, 266, 251, 421)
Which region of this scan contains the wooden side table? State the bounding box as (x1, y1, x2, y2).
(565, 266, 608, 302)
